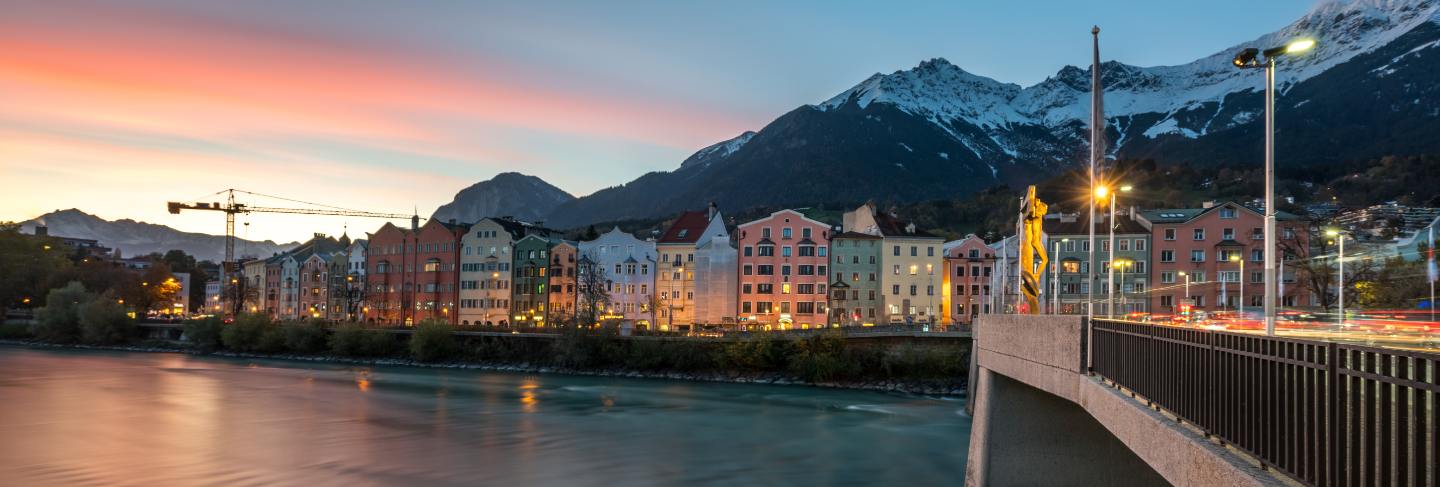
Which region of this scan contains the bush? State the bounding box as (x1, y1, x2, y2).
(880, 344, 966, 380)
(222, 314, 276, 353)
(409, 320, 457, 362)
(184, 317, 225, 352)
(283, 322, 329, 354)
(78, 295, 134, 344)
(787, 332, 854, 382)
(32, 282, 91, 343)
(330, 324, 398, 357)
(0, 323, 33, 340)
(722, 333, 791, 372)
(552, 328, 626, 369)
(257, 326, 288, 354)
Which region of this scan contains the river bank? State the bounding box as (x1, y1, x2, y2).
(0, 339, 966, 396)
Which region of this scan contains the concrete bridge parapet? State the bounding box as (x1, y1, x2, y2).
(965, 315, 1288, 487)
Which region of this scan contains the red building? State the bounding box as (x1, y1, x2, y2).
(364, 218, 469, 325)
(1138, 202, 1311, 316)
(942, 235, 996, 326)
(736, 209, 832, 329)
(547, 242, 579, 323)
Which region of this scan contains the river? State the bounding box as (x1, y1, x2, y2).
(0, 347, 968, 486)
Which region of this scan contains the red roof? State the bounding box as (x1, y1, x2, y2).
(657, 211, 711, 244)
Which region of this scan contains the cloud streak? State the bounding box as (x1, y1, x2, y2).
(0, 0, 756, 241)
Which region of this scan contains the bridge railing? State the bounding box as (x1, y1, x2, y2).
(1091, 319, 1438, 487)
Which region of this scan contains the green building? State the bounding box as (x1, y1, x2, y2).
(829, 231, 883, 325)
(512, 234, 554, 325)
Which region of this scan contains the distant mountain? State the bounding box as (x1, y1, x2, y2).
(537, 0, 1440, 228)
(431, 172, 575, 225)
(20, 209, 296, 262)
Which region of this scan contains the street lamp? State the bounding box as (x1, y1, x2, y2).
(1114, 259, 1132, 317)
(1234, 37, 1316, 336)
(1229, 254, 1245, 317)
(1178, 271, 1190, 314)
(1326, 228, 1345, 326)
(1052, 238, 1068, 314)
(1102, 184, 1133, 318)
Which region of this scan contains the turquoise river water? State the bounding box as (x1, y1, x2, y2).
(0, 347, 969, 486)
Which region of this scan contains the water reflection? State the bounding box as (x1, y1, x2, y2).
(0, 348, 967, 486)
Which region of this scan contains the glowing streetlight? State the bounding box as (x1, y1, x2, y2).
(1229, 253, 1245, 317)
(1104, 184, 1134, 318)
(1326, 228, 1345, 326)
(1234, 37, 1317, 335)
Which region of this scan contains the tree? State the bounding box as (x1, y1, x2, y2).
(1288, 225, 1338, 311)
(576, 257, 611, 326)
(0, 223, 73, 317)
(33, 281, 92, 343)
(646, 292, 663, 331)
(125, 263, 181, 314)
(79, 293, 135, 344)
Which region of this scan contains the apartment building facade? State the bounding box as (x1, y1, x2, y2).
(735, 210, 831, 330)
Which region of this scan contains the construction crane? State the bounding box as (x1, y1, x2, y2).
(167, 189, 416, 314)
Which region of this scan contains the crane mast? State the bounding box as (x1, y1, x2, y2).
(167, 189, 415, 316)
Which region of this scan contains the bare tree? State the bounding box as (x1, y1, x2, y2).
(575, 256, 611, 326)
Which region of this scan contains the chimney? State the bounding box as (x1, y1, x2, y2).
(707, 202, 718, 221)
(1202, 201, 1216, 209)
(34, 225, 48, 237)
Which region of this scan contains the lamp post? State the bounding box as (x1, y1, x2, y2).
(1099, 185, 1132, 318)
(1179, 271, 1190, 313)
(1053, 238, 1068, 314)
(1233, 38, 1315, 335)
(1326, 229, 1344, 326)
(1115, 259, 1131, 317)
(1229, 254, 1245, 317)
(668, 263, 682, 332)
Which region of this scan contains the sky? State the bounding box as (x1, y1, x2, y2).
(0, 0, 1317, 244)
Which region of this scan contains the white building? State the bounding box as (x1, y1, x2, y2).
(655, 204, 732, 330)
(577, 227, 657, 326)
(693, 233, 737, 327)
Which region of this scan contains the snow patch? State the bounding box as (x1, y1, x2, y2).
(937, 152, 949, 160)
(1143, 117, 1200, 139)
(898, 142, 913, 152)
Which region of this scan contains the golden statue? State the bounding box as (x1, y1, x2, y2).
(1018, 185, 1048, 314)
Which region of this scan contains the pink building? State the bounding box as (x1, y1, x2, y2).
(1138, 202, 1311, 316)
(942, 235, 996, 327)
(736, 209, 832, 329)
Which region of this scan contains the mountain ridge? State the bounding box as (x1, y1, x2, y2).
(19, 209, 298, 262)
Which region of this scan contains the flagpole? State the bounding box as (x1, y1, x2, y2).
(1087, 26, 1102, 323)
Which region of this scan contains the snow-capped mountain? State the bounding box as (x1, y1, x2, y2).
(431, 172, 575, 225)
(679, 131, 756, 170)
(819, 0, 1440, 160)
(535, 0, 1440, 228)
(20, 209, 297, 262)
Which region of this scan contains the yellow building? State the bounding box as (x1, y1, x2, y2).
(844, 203, 944, 325)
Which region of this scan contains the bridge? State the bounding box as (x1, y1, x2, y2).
(965, 315, 1438, 486)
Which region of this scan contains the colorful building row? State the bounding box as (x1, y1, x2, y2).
(226, 199, 1316, 328)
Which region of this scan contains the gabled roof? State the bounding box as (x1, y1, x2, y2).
(1043, 213, 1148, 236)
(737, 208, 830, 230)
(482, 217, 553, 240)
(873, 212, 942, 239)
(657, 211, 711, 244)
(1139, 201, 1303, 225)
